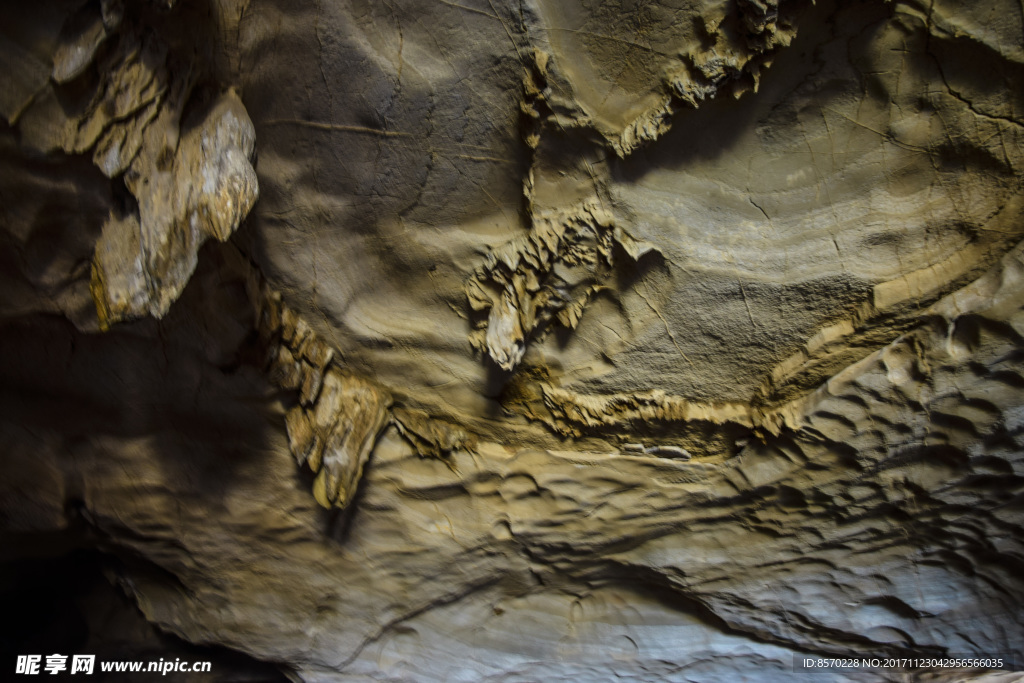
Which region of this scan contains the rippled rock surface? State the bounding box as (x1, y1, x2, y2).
(2, 0, 1024, 680)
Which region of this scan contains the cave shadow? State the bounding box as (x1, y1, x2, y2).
(0, 526, 294, 682)
(0, 239, 292, 520)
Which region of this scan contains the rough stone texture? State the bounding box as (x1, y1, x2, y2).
(2, 0, 1024, 680)
(91, 88, 258, 327)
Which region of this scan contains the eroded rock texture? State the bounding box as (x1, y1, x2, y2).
(3, 0, 1024, 680)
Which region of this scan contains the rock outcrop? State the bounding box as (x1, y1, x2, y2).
(2, 0, 1024, 680)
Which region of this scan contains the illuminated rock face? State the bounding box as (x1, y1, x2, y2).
(2, 0, 1024, 680)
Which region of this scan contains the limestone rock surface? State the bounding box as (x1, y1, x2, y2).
(2, 0, 1024, 681)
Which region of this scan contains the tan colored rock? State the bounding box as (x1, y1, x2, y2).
(2, 0, 1024, 680)
(91, 89, 258, 327)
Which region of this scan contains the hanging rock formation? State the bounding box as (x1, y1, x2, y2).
(2, 0, 1024, 680)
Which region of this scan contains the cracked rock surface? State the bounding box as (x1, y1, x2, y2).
(2, 0, 1024, 680)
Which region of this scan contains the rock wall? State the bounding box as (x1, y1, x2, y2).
(2, 0, 1024, 680)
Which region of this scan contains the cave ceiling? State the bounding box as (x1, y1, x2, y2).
(2, 0, 1024, 680)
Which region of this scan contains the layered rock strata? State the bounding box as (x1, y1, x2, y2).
(2, 0, 1024, 680)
